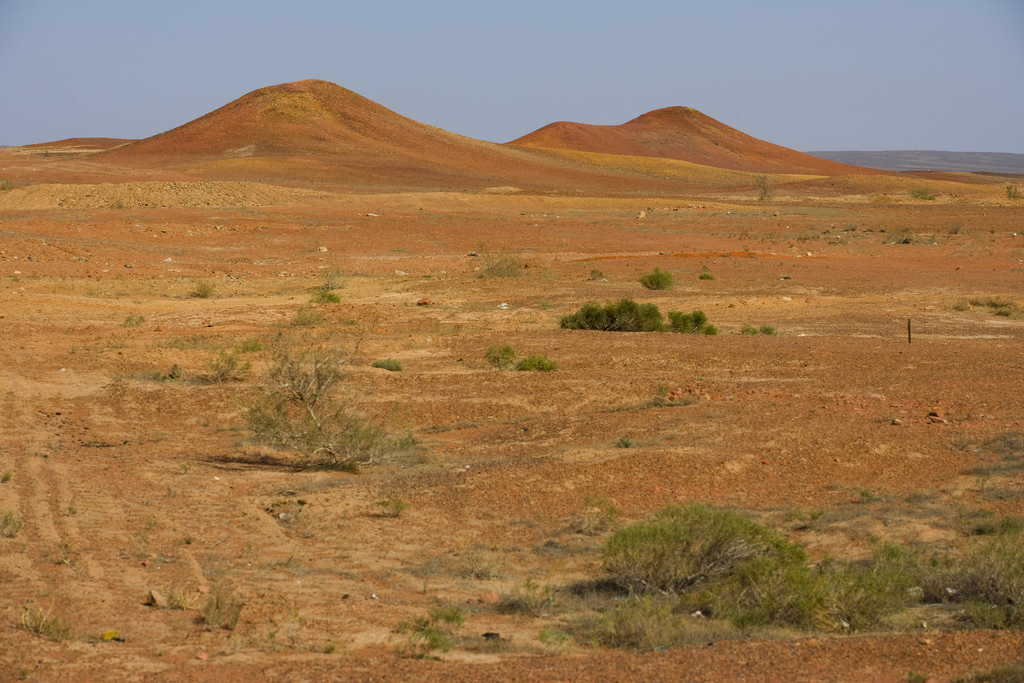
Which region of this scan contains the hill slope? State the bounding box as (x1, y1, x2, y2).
(509, 107, 877, 176)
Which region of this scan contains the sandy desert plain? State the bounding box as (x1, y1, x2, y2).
(1, 80, 1024, 682)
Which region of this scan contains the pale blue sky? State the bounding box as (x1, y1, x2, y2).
(1, 0, 1022, 152)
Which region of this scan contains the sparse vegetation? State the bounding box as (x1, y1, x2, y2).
(1007, 184, 1024, 200)
(485, 344, 518, 370)
(639, 268, 674, 290)
(243, 336, 393, 471)
(910, 188, 936, 201)
(320, 265, 346, 291)
(377, 498, 410, 518)
(516, 355, 557, 372)
(292, 306, 326, 327)
(21, 607, 73, 641)
(399, 606, 465, 658)
(699, 271, 716, 281)
(191, 280, 215, 298)
(740, 323, 777, 336)
(755, 175, 775, 201)
(310, 289, 341, 304)
(588, 268, 605, 281)
(122, 314, 145, 328)
(482, 253, 523, 278)
(371, 358, 403, 372)
(0, 179, 14, 191)
(199, 590, 244, 630)
(1, 510, 25, 537)
(206, 349, 252, 382)
(1, 471, 11, 484)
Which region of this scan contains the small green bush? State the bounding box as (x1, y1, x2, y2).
(698, 272, 715, 281)
(371, 359, 403, 372)
(759, 325, 777, 335)
(615, 437, 637, 449)
(485, 344, 518, 370)
(755, 175, 775, 201)
(1007, 185, 1023, 200)
(516, 355, 557, 372)
(667, 310, 708, 334)
(191, 281, 215, 299)
(122, 314, 145, 328)
(741, 324, 759, 335)
(639, 268, 674, 290)
(234, 339, 265, 353)
(310, 290, 341, 304)
(910, 188, 936, 201)
(1, 471, 11, 484)
(561, 299, 665, 332)
(588, 269, 605, 281)
(602, 504, 805, 597)
(0, 179, 14, 191)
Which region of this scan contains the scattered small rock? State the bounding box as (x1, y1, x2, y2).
(148, 589, 169, 608)
(196, 652, 208, 661)
(317, 246, 328, 252)
(416, 297, 432, 306)
(892, 419, 903, 426)
(479, 591, 500, 605)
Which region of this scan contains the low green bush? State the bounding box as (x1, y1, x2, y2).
(639, 268, 674, 290)
(560, 299, 665, 332)
(310, 290, 341, 304)
(191, 281, 215, 299)
(516, 355, 557, 372)
(699, 272, 715, 281)
(484, 344, 517, 370)
(668, 310, 709, 334)
(910, 188, 936, 201)
(371, 359, 403, 372)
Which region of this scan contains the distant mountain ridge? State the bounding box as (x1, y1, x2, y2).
(807, 150, 1024, 175)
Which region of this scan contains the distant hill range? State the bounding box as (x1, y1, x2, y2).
(510, 107, 875, 176)
(807, 150, 1024, 176)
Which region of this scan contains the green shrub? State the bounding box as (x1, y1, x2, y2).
(122, 314, 145, 328)
(759, 325, 777, 335)
(602, 504, 804, 597)
(560, 299, 665, 332)
(199, 591, 243, 630)
(615, 437, 637, 449)
(639, 268, 674, 290)
(910, 188, 936, 201)
(371, 359, 403, 372)
(191, 281, 215, 298)
(755, 175, 775, 201)
(484, 344, 518, 370)
(244, 337, 391, 471)
(310, 290, 341, 304)
(588, 269, 605, 281)
(320, 265, 346, 291)
(699, 272, 715, 281)
(1, 471, 10, 484)
(667, 309, 708, 333)
(0, 179, 14, 191)
(1008, 185, 1023, 200)
(516, 355, 557, 372)
(234, 339, 265, 353)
